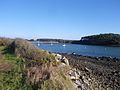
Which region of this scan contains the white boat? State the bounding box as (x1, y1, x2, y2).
(62, 40, 66, 47)
(62, 44, 66, 47)
(38, 43, 40, 46)
(37, 41, 40, 46)
(50, 41, 53, 45)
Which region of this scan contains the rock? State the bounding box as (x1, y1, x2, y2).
(69, 68, 92, 90)
(69, 69, 79, 80)
(54, 54, 62, 62)
(75, 80, 82, 86)
(73, 82, 78, 88)
(60, 63, 66, 66)
(83, 78, 89, 85)
(53, 54, 70, 66)
(56, 54, 62, 60)
(72, 52, 76, 55)
(62, 56, 69, 65)
(71, 76, 76, 80)
(84, 67, 92, 73)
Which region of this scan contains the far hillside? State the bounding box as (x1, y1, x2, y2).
(29, 38, 74, 43)
(72, 33, 120, 46)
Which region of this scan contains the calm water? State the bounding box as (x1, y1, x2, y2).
(34, 43, 120, 58)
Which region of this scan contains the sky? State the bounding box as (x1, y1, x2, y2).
(0, 0, 120, 40)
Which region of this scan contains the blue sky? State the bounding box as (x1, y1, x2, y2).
(0, 0, 120, 40)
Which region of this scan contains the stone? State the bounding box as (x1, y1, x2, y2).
(75, 80, 82, 86)
(56, 54, 62, 60)
(84, 78, 89, 85)
(54, 54, 62, 62)
(62, 56, 69, 65)
(70, 76, 76, 80)
(85, 67, 92, 72)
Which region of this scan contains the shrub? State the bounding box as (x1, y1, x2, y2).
(0, 38, 13, 46)
(7, 38, 55, 62)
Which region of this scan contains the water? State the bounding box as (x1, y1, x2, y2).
(34, 43, 120, 58)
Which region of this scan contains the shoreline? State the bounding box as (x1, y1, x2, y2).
(31, 41, 120, 47)
(0, 38, 120, 90)
(54, 52, 120, 60)
(60, 53, 120, 89)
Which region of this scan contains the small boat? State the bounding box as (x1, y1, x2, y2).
(62, 40, 66, 47)
(37, 41, 40, 46)
(50, 41, 53, 45)
(62, 44, 66, 47)
(38, 43, 40, 46)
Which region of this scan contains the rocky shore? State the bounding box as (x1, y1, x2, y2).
(0, 37, 120, 90)
(60, 53, 120, 90)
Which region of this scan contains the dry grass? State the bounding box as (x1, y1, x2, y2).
(0, 37, 13, 46)
(40, 65, 76, 90)
(7, 38, 55, 62)
(0, 46, 12, 72)
(0, 38, 75, 90)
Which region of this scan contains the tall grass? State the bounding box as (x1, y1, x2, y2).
(0, 53, 33, 90)
(0, 38, 75, 90)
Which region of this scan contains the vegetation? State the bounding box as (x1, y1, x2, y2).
(0, 54, 31, 90)
(30, 38, 73, 43)
(72, 33, 120, 46)
(0, 37, 13, 46)
(29, 33, 120, 46)
(0, 38, 75, 90)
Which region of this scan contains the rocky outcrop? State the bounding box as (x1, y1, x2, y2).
(38, 53, 120, 90)
(53, 54, 69, 66)
(69, 68, 99, 90)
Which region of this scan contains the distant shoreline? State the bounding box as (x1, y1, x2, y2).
(28, 33, 120, 47)
(30, 40, 120, 47)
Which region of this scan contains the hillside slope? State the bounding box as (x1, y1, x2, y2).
(0, 38, 76, 90)
(0, 37, 120, 90)
(72, 33, 120, 46)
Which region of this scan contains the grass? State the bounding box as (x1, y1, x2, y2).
(0, 46, 5, 51)
(40, 69, 75, 90)
(0, 38, 76, 90)
(0, 46, 52, 90)
(0, 46, 32, 90)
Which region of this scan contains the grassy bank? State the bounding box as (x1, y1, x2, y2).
(0, 46, 31, 90)
(0, 38, 75, 90)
